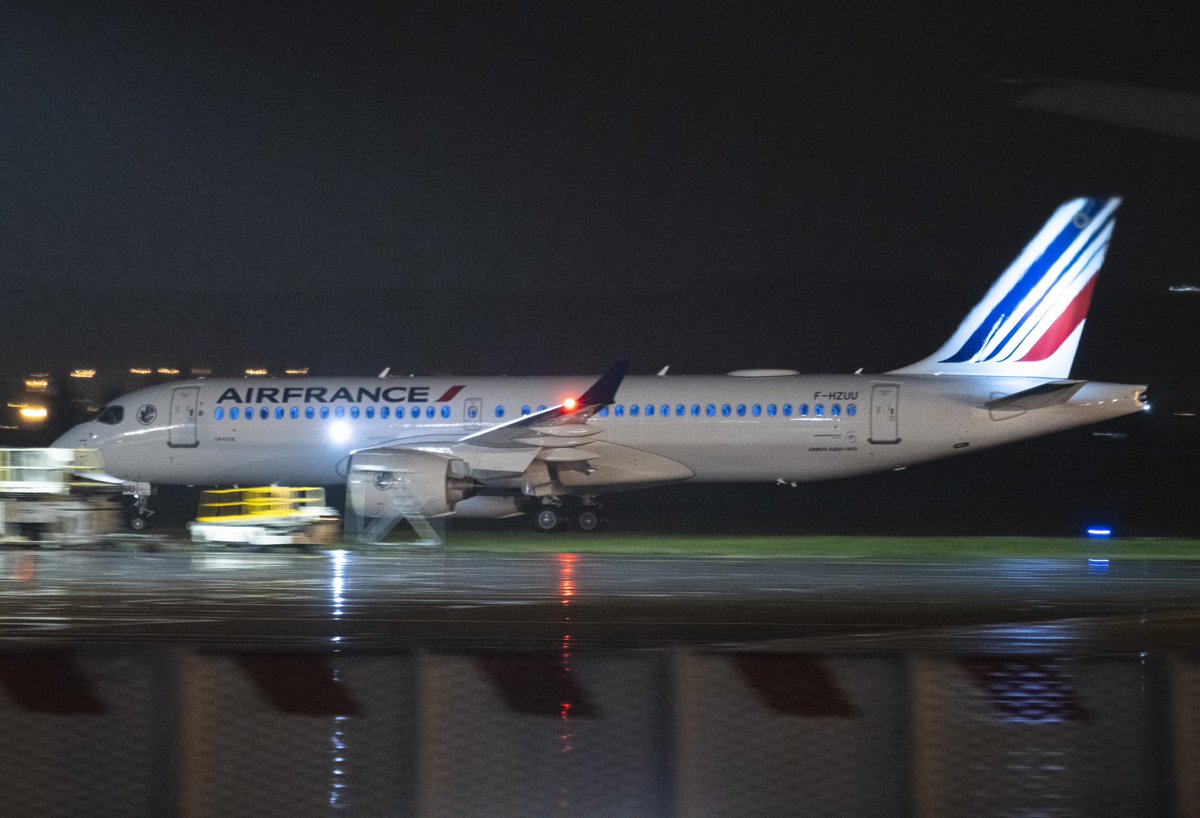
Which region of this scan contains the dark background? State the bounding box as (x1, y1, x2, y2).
(2, 2, 1197, 536)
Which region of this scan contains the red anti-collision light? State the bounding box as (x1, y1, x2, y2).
(562, 397, 579, 412)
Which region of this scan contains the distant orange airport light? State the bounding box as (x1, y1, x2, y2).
(245, 368, 269, 376)
(19, 406, 48, 420)
(70, 369, 96, 379)
(157, 367, 180, 375)
(285, 368, 310, 376)
(24, 379, 48, 391)
(130, 368, 152, 375)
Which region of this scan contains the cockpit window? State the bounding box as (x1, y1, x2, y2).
(96, 405, 124, 425)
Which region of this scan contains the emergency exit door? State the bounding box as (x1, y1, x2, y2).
(169, 387, 200, 448)
(869, 384, 900, 444)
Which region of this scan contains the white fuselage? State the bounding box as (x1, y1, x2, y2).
(53, 372, 1145, 491)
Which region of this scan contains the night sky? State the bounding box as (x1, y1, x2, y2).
(3, 2, 1200, 534)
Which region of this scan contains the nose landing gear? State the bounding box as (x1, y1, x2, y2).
(126, 490, 155, 531)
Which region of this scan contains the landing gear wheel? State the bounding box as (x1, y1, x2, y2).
(129, 515, 149, 531)
(576, 509, 605, 533)
(533, 507, 567, 533)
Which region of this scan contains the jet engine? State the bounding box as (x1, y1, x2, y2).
(347, 450, 477, 518)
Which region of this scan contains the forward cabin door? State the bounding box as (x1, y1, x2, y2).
(168, 387, 200, 448)
(869, 384, 900, 444)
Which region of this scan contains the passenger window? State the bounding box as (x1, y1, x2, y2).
(832, 403, 841, 417)
(291, 407, 300, 419)
(615, 405, 624, 417)
(767, 404, 777, 417)
(393, 407, 402, 419)
(467, 405, 478, 419)
(721, 404, 731, 417)
(320, 406, 330, 419)
(630, 404, 640, 417)
(244, 407, 253, 421)
(692, 404, 701, 417)
(382, 406, 391, 419)
(815, 403, 824, 417)
(275, 407, 285, 420)
(662, 404, 670, 417)
(783, 404, 792, 417)
(646, 404, 655, 417)
(847, 403, 857, 417)
(230, 407, 239, 420)
(335, 406, 345, 418)
(305, 406, 315, 419)
(707, 404, 716, 417)
(214, 407, 224, 420)
(496, 406, 505, 418)
(522, 405, 531, 416)
(736, 404, 746, 417)
(676, 404, 685, 417)
(799, 404, 809, 417)
(752, 404, 762, 417)
(349, 406, 359, 419)
(441, 405, 451, 419)
(426, 406, 435, 419)
(365, 406, 375, 419)
(599, 406, 609, 417)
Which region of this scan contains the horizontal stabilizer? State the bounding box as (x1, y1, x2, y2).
(984, 381, 1085, 411)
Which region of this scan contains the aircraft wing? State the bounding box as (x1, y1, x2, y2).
(457, 360, 628, 449)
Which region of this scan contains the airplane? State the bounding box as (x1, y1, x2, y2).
(53, 196, 1145, 536)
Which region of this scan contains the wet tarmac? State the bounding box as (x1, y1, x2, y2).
(1, 548, 1198, 653)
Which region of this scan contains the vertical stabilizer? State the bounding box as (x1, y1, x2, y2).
(889, 197, 1120, 379)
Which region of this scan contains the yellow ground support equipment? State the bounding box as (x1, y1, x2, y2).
(190, 487, 340, 546)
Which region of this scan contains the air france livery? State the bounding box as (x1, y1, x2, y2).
(54, 198, 1145, 534)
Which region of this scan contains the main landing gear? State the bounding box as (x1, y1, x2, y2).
(532, 498, 609, 534)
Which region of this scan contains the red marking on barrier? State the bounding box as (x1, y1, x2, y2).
(732, 655, 857, 717)
(236, 654, 359, 716)
(0, 653, 106, 714)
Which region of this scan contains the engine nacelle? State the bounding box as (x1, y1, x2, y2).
(347, 451, 477, 518)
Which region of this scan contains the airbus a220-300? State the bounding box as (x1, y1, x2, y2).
(55, 198, 1145, 536)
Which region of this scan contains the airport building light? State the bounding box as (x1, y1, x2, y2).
(156, 367, 180, 376)
(19, 406, 48, 421)
(130, 368, 153, 375)
(285, 368, 310, 376)
(24, 378, 49, 392)
(245, 368, 269, 377)
(190, 367, 213, 377)
(69, 369, 96, 379)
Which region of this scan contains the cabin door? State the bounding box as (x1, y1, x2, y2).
(869, 384, 900, 444)
(169, 387, 200, 448)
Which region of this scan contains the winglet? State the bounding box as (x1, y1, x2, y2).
(577, 360, 628, 408)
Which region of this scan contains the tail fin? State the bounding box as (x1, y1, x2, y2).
(890, 197, 1120, 379)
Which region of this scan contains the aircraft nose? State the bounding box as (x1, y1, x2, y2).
(51, 423, 95, 448)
